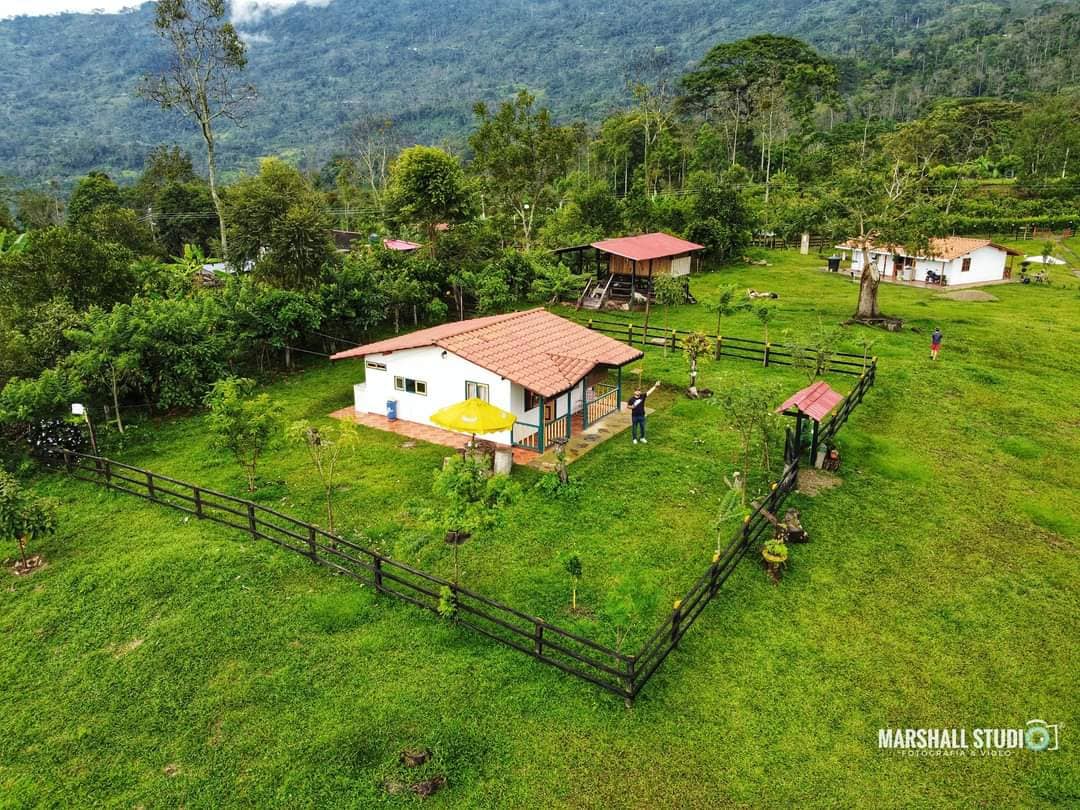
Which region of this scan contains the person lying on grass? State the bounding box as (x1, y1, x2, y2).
(629, 381, 660, 444)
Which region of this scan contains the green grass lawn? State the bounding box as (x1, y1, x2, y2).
(2, 250, 1078, 807)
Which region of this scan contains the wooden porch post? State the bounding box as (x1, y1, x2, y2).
(566, 389, 572, 439)
(581, 377, 589, 428)
(538, 395, 545, 452)
(616, 366, 622, 410)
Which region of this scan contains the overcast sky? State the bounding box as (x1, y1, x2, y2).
(0, 0, 333, 23)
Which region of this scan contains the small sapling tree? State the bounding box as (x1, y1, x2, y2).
(430, 454, 520, 585)
(653, 273, 685, 354)
(565, 554, 582, 611)
(756, 304, 775, 364)
(0, 472, 57, 574)
(710, 284, 749, 358)
(682, 331, 712, 398)
(287, 420, 359, 534)
(204, 377, 281, 492)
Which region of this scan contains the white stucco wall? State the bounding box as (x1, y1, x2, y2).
(352, 346, 516, 445)
(942, 245, 1008, 284)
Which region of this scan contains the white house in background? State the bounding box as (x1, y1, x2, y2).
(836, 237, 1021, 286)
(330, 308, 642, 453)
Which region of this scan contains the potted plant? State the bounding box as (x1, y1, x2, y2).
(761, 538, 788, 583)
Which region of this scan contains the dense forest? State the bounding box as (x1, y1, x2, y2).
(1, 0, 1078, 184)
(1, 1, 1079, 465)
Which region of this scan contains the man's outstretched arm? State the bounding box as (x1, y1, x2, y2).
(648, 380, 661, 396)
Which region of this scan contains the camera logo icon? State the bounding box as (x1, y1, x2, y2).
(1025, 720, 1060, 752)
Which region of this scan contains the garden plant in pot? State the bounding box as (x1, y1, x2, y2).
(761, 538, 789, 583)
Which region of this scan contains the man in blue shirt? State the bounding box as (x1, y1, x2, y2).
(627, 380, 660, 444)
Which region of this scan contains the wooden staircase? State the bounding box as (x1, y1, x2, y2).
(578, 274, 615, 310)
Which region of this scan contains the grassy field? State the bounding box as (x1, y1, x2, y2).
(2, 248, 1078, 807)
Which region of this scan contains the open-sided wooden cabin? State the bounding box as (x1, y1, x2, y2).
(555, 232, 705, 310)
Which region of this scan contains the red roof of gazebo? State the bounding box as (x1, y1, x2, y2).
(591, 232, 704, 262)
(775, 381, 843, 423)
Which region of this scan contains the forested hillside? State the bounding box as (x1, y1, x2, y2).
(1, 0, 1077, 184)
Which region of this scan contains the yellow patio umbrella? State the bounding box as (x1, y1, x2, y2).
(430, 398, 517, 445)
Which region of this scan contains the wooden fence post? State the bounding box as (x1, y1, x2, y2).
(373, 555, 383, 592)
(715, 334, 722, 360)
(62, 449, 72, 471)
(669, 329, 677, 351)
(145, 471, 156, 500)
(193, 487, 203, 518)
(624, 657, 636, 708)
(670, 599, 683, 648)
(709, 551, 721, 596)
(534, 620, 544, 656)
(627, 323, 634, 345)
(247, 503, 257, 537)
(763, 343, 770, 367)
(103, 459, 112, 485)
(307, 525, 318, 562)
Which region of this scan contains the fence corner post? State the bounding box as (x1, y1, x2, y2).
(624, 656, 636, 709)
(670, 599, 683, 648)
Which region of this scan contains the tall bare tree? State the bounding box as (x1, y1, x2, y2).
(139, 0, 256, 258)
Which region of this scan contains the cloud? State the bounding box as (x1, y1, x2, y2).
(238, 29, 272, 45)
(229, 0, 334, 26)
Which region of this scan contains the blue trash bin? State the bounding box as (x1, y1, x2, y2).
(386, 399, 398, 421)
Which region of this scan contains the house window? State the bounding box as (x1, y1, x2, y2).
(961, 257, 972, 272)
(524, 390, 540, 412)
(394, 376, 427, 395)
(366, 361, 386, 371)
(466, 381, 490, 402)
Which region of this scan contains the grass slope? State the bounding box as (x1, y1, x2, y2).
(1, 248, 1078, 807)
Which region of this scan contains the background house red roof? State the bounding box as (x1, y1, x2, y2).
(591, 232, 704, 262)
(331, 309, 643, 397)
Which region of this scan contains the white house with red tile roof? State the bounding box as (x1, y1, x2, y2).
(330, 309, 643, 452)
(837, 237, 1020, 286)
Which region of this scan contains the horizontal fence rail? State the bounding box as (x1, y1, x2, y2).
(580, 318, 874, 377)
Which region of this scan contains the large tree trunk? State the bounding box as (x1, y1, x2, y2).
(201, 116, 228, 259)
(854, 245, 882, 320)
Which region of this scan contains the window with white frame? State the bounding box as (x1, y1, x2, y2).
(394, 376, 427, 395)
(465, 381, 490, 402)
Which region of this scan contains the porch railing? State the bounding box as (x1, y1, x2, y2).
(586, 383, 619, 425)
(511, 421, 542, 451)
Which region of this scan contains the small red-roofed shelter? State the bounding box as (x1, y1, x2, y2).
(555, 232, 705, 310)
(776, 381, 844, 465)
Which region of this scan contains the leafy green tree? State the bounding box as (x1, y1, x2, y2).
(130, 145, 200, 211)
(14, 188, 64, 231)
(139, 0, 255, 258)
(469, 91, 577, 249)
(386, 146, 474, 247)
(685, 170, 756, 261)
(204, 377, 281, 492)
(67, 172, 124, 230)
(715, 377, 783, 480)
(0, 226, 135, 310)
(81, 205, 159, 256)
(0, 472, 57, 573)
(65, 306, 142, 433)
(429, 454, 520, 585)
(287, 420, 359, 534)
(530, 260, 585, 304)
(225, 158, 334, 289)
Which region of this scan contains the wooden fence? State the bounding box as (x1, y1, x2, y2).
(582, 317, 874, 378)
(50, 344, 873, 705)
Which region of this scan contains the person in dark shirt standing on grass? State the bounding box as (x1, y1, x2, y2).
(628, 381, 660, 444)
(931, 327, 942, 360)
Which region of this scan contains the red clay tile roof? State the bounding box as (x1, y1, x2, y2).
(592, 232, 704, 262)
(837, 237, 1020, 260)
(330, 308, 643, 397)
(775, 381, 843, 423)
(383, 238, 422, 251)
